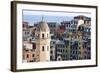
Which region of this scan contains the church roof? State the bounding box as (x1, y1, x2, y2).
(37, 21, 50, 31)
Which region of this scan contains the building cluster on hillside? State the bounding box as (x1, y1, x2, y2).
(22, 15, 91, 62)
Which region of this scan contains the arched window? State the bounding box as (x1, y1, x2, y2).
(42, 46, 44, 51)
(42, 33, 44, 39)
(26, 54, 29, 58)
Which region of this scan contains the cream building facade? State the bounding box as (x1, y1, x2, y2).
(35, 20, 51, 62)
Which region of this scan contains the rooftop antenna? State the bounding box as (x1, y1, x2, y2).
(41, 15, 44, 21)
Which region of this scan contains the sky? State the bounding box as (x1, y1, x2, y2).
(23, 10, 91, 25)
(23, 15, 73, 24)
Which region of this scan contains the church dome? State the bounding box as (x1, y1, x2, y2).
(38, 21, 50, 31)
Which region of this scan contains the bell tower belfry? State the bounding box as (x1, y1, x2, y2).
(35, 18, 51, 62)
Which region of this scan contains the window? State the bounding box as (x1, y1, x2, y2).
(32, 43, 36, 49)
(50, 46, 53, 48)
(26, 31, 29, 35)
(53, 24, 56, 27)
(66, 45, 67, 48)
(42, 33, 44, 38)
(60, 49, 62, 52)
(62, 45, 64, 48)
(23, 45, 26, 49)
(57, 44, 59, 47)
(42, 46, 44, 51)
(58, 58, 61, 61)
(51, 51, 53, 54)
(84, 56, 87, 59)
(25, 49, 29, 52)
(47, 46, 49, 51)
(63, 49, 65, 52)
(79, 47, 81, 49)
(73, 51, 75, 54)
(78, 51, 81, 54)
(26, 54, 29, 58)
(50, 56, 53, 60)
(32, 54, 34, 57)
(53, 41, 55, 44)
